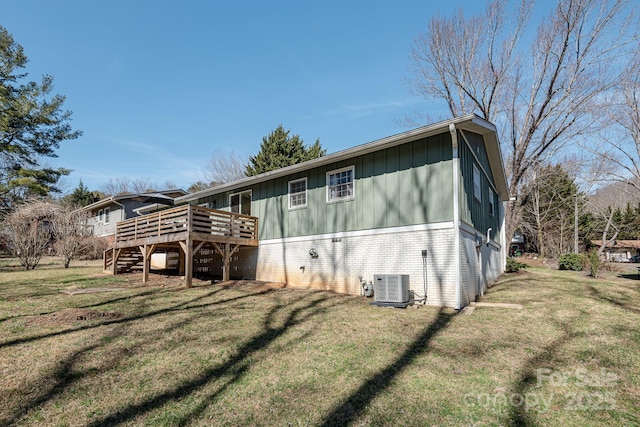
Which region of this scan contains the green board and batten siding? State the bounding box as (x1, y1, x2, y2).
(458, 130, 502, 244)
(193, 132, 455, 240)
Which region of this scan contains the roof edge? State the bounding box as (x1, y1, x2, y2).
(178, 114, 502, 203)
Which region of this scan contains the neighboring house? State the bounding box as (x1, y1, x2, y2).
(510, 230, 525, 257)
(83, 189, 187, 241)
(176, 114, 509, 309)
(592, 240, 640, 262)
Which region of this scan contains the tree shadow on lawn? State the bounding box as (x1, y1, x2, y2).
(319, 308, 454, 426)
(1, 283, 297, 425)
(586, 283, 640, 315)
(504, 288, 636, 426)
(85, 291, 336, 427)
(0, 289, 158, 325)
(1, 326, 125, 425)
(503, 317, 579, 426)
(616, 273, 640, 281)
(0, 284, 269, 350)
(1, 302, 223, 426)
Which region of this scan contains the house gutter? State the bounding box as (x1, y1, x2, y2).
(450, 123, 462, 311)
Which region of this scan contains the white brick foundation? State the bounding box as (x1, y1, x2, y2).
(251, 223, 458, 307)
(203, 222, 503, 308)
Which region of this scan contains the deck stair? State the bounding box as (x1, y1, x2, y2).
(104, 248, 144, 273)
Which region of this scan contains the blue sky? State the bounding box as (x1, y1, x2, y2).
(4, 0, 488, 193)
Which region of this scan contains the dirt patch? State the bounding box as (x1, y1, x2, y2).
(104, 272, 212, 289)
(26, 308, 122, 327)
(219, 280, 287, 293)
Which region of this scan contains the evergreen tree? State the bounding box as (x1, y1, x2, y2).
(245, 125, 325, 176)
(0, 25, 81, 210)
(60, 180, 100, 208)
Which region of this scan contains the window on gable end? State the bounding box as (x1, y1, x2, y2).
(473, 164, 481, 202)
(489, 187, 495, 216)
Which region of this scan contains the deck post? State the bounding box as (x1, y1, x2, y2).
(179, 239, 194, 288)
(221, 243, 241, 282)
(222, 242, 230, 281)
(111, 247, 117, 275)
(179, 250, 185, 276)
(185, 236, 194, 288)
(142, 245, 149, 283)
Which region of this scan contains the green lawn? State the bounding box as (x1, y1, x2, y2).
(0, 257, 638, 426)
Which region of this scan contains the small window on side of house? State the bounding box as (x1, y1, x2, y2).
(289, 178, 307, 209)
(327, 166, 355, 202)
(473, 164, 481, 202)
(104, 207, 110, 224)
(489, 187, 495, 216)
(98, 209, 103, 223)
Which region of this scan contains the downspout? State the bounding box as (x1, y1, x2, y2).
(450, 124, 462, 310)
(501, 200, 507, 272)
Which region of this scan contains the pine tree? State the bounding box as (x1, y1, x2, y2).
(60, 180, 100, 208)
(245, 125, 325, 176)
(0, 25, 81, 210)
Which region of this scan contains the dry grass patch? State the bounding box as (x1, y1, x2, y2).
(0, 258, 638, 426)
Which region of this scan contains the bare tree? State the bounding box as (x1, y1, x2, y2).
(51, 206, 92, 268)
(409, 0, 637, 241)
(99, 177, 133, 196)
(99, 177, 177, 196)
(1, 200, 57, 269)
(202, 149, 248, 187)
(519, 162, 583, 257)
(584, 49, 640, 198)
(130, 177, 155, 194)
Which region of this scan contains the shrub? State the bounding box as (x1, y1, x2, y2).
(2, 201, 58, 270)
(558, 253, 585, 271)
(78, 236, 110, 260)
(506, 257, 527, 273)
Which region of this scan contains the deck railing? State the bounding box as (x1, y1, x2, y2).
(114, 204, 258, 245)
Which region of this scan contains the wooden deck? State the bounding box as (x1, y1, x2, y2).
(104, 204, 258, 287)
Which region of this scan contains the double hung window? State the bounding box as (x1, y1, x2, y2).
(327, 166, 354, 202)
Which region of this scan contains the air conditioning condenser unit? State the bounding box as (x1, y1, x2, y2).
(373, 274, 410, 304)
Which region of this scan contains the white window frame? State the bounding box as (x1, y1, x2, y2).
(229, 190, 252, 216)
(98, 209, 103, 223)
(104, 207, 110, 224)
(326, 166, 355, 203)
(488, 187, 495, 216)
(288, 178, 307, 210)
(473, 164, 481, 202)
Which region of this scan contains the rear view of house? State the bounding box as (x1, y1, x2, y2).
(177, 114, 509, 309)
